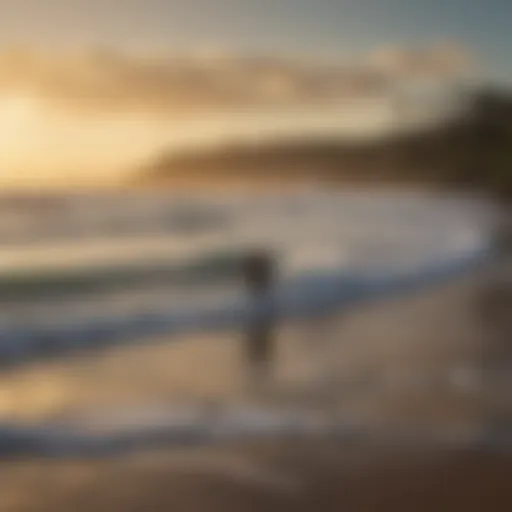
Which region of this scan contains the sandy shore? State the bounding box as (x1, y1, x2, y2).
(2, 438, 512, 511)
(0, 258, 511, 511)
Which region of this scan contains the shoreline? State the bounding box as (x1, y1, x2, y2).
(0, 177, 481, 196)
(0, 256, 511, 511)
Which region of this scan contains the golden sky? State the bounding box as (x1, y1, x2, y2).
(0, 40, 473, 187)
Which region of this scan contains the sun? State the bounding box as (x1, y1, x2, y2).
(0, 92, 39, 129)
(0, 92, 45, 187)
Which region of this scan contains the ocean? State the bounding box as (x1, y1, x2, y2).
(0, 187, 495, 366)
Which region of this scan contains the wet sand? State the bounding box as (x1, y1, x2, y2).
(0, 259, 511, 511)
(2, 440, 512, 512)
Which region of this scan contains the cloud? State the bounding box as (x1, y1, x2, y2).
(0, 42, 475, 115)
(368, 42, 472, 79)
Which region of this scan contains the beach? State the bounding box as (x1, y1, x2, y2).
(0, 251, 510, 511)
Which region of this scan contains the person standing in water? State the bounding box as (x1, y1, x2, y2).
(242, 251, 277, 390)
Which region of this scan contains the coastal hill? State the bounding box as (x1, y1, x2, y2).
(140, 89, 512, 200)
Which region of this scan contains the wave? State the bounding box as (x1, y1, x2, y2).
(0, 242, 491, 369)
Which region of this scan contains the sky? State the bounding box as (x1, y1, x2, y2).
(0, 0, 510, 187)
(0, 0, 510, 81)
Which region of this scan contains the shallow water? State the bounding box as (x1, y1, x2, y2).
(0, 188, 506, 458)
(0, 188, 495, 364)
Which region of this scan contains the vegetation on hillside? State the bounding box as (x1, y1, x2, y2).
(142, 89, 512, 201)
